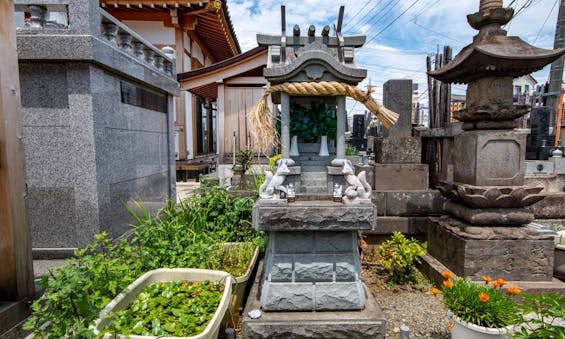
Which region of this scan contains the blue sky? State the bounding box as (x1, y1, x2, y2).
(228, 0, 562, 115)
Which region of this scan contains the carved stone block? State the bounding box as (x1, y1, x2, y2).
(427, 216, 554, 281)
(444, 201, 534, 225)
(453, 130, 527, 186)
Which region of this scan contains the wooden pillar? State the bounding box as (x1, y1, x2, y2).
(217, 82, 225, 158)
(0, 0, 34, 301)
(175, 27, 187, 160)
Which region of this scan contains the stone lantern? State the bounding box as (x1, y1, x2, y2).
(427, 0, 565, 281)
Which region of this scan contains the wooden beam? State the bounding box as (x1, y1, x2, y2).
(217, 82, 225, 158)
(180, 49, 267, 91)
(224, 76, 267, 85)
(180, 14, 197, 30)
(103, 9, 171, 23)
(0, 0, 34, 301)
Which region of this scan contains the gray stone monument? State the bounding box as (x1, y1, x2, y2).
(243, 6, 385, 339)
(427, 0, 565, 281)
(15, 0, 178, 255)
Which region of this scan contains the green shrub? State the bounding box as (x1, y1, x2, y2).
(514, 292, 565, 338)
(378, 232, 426, 285)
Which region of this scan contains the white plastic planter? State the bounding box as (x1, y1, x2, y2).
(227, 244, 259, 314)
(92, 268, 232, 339)
(449, 312, 515, 339)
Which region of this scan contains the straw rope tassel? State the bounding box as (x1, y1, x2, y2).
(248, 81, 400, 153)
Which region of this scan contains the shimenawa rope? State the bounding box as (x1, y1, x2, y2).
(248, 81, 399, 153)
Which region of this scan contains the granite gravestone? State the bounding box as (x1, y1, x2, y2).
(526, 107, 553, 160)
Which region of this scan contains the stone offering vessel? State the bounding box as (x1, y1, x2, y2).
(427, 0, 565, 282)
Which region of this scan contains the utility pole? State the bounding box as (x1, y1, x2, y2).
(547, 0, 565, 142)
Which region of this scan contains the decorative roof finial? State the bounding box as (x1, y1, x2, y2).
(480, 0, 503, 12)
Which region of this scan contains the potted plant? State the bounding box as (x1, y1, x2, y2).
(435, 271, 521, 339)
(232, 149, 254, 189)
(554, 231, 565, 280)
(208, 242, 259, 316)
(92, 268, 232, 339)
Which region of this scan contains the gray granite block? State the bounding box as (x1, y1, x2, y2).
(261, 283, 315, 311)
(270, 255, 293, 282)
(373, 164, 429, 190)
(336, 255, 357, 281)
(314, 282, 365, 310)
(253, 200, 376, 231)
(374, 137, 422, 164)
(294, 255, 334, 282)
(19, 63, 69, 109)
(314, 232, 356, 252)
(273, 232, 314, 253)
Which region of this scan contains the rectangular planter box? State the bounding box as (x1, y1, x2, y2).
(226, 244, 259, 315)
(92, 268, 233, 339)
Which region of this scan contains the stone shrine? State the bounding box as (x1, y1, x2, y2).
(427, 0, 565, 281)
(243, 6, 386, 338)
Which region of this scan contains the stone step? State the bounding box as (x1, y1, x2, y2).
(301, 171, 327, 180)
(300, 186, 328, 194)
(301, 165, 328, 172)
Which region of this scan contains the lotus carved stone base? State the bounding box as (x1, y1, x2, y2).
(444, 201, 534, 225)
(437, 181, 545, 209)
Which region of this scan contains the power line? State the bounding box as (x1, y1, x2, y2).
(410, 21, 466, 45)
(347, 0, 398, 34)
(366, 0, 421, 45)
(345, 0, 372, 28)
(410, 0, 442, 22)
(345, 0, 385, 33)
(360, 0, 402, 34)
(533, 0, 559, 43)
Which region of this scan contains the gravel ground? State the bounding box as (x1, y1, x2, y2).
(362, 265, 450, 338)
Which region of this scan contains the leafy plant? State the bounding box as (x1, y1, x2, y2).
(23, 233, 142, 338)
(234, 149, 253, 174)
(105, 280, 224, 337)
(345, 145, 358, 156)
(268, 154, 282, 172)
(251, 168, 266, 193)
(24, 188, 264, 338)
(378, 232, 426, 285)
(290, 102, 337, 142)
(439, 273, 520, 329)
(207, 242, 257, 277)
(514, 292, 565, 338)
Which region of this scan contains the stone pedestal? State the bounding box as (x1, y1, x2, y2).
(253, 200, 376, 311)
(373, 164, 429, 190)
(242, 261, 386, 339)
(374, 137, 421, 164)
(453, 130, 527, 186)
(427, 216, 555, 281)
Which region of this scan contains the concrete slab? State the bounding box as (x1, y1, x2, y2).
(242, 262, 386, 338)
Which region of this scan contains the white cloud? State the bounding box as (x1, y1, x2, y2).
(227, 0, 561, 113)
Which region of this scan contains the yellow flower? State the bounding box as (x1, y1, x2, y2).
(442, 271, 454, 279)
(431, 287, 440, 295)
(443, 280, 453, 288)
(506, 287, 521, 295)
(482, 275, 492, 284)
(479, 292, 490, 302)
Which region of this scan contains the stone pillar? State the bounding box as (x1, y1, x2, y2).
(336, 95, 346, 159)
(281, 92, 290, 159)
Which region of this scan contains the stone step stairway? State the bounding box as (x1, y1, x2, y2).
(292, 153, 332, 194)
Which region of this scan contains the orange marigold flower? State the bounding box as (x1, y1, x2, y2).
(493, 281, 501, 288)
(496, 278, 507, 287)
(442, 271, 454, 279)
(506, 287, 521, 295)
(482, 275, 492, 284)
(431, 287, 440, 295)
(479, 292, 490, 302)
(443, 280, 453, 288)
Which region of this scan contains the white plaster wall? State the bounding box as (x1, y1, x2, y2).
(192, 42, 204, 65)
(122, 20, 175, 45)
(183, 54, 191, 72)
(185, 91, 194, 159)
(513, 76, 537, 95)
